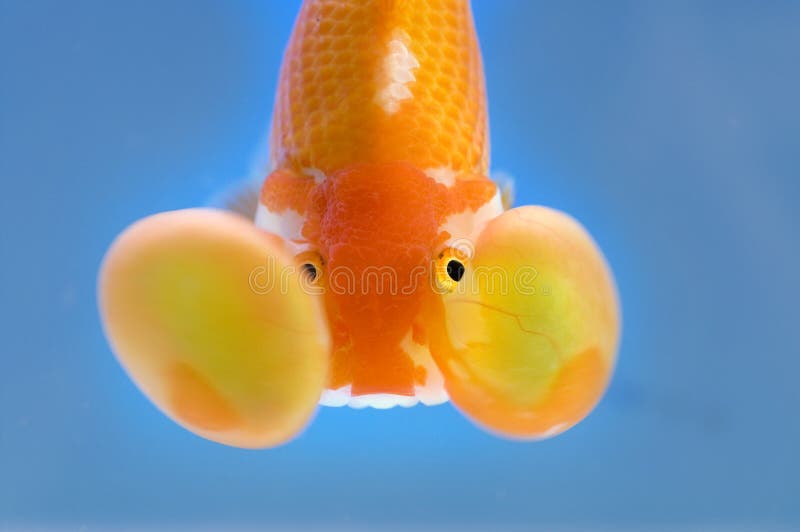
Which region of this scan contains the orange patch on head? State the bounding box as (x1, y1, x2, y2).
(303, 162, 444, 395)
(260, 169, 316, 214)
(168, 362, 242, 432)
(443, 177, 498, 216)
(294, 161, 499, 397)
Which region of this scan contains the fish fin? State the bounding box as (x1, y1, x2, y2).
(208, 178, 263, 220)
(491, 171, 515, 210)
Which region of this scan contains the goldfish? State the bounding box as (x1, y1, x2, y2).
(99, 0, 620, 448)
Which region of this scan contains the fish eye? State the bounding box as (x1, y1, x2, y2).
(435, 248, 468, 293)
(446, 259, 465, 282)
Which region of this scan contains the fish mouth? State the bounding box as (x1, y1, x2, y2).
(319, 386, 448, 409)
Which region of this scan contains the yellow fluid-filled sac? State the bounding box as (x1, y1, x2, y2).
(99, 209, 329, 448)
(432, 206, 619, 438)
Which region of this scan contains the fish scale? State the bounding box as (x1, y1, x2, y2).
(271, 0, 488, 177)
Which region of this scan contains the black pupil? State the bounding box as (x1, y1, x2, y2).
(303, 263, 317, 281)
(446, 259, 465, 282)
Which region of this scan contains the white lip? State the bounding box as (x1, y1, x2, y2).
(319, 386, 448, 409)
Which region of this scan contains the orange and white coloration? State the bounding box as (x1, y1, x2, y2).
(98, 0, 620, 448)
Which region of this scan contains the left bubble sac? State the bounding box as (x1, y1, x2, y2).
(98, 209, 330, 448)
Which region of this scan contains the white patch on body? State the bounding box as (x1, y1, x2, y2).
(255, 204, 306, 250)
(318, 387, 351, 407)
(376, 30, 419, 114)
(401, 329, 449, 406)
(318, 329, 449, 409)
(254, 169, 325, 250)
(424, 167, 458, 187)
(440, 189, 504, 247)
(350, 394, 420, 409)
(319, 388, 447, 409)
(301, 167, 327, 184)
(319, 387, 421, 409)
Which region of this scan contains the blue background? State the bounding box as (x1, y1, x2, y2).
(2, 0, 799, 528)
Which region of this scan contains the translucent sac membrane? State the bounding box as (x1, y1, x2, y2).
(99, 209, 329, 448)
(437, 206, 620, 439)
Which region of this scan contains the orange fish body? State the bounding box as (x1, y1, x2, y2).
(98, 0, 620, 447)
(271, 0, 489, 176)
(259, 0, 499, 405)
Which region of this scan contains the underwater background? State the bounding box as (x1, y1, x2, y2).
(2, 0, 799, 529)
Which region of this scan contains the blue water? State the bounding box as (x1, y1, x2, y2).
(2, 0, 799, 528)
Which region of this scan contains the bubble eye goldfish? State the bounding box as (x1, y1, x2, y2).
(99, 0, 620, 448)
